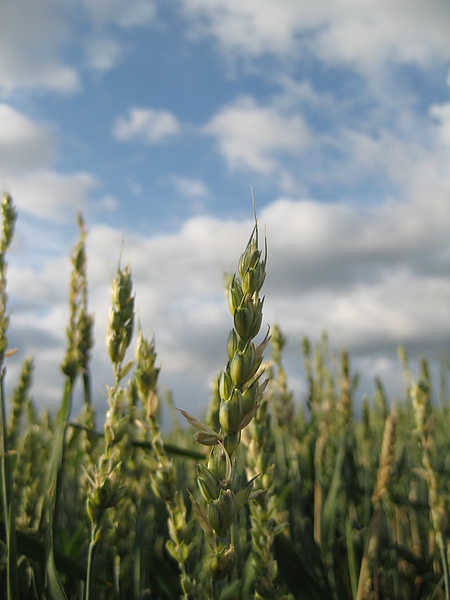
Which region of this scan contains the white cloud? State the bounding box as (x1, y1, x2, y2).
(83, 0, 157, 28)
(0, 104, 56, 177)
(0, 105, 118, 238)
(431, 103, 450, 147)
(8, 170, 100, 223)
(274, 76, 337, 113)
(167, 175, 209, 198)
(84, 37, 124, 73)
(313, 1, 450, 72)
(430, 73, 450, 148)
(94, 195, 119, 213)
(203, 96, 310, 174)
(0, 0, 80, 95)
(0, 0, 159, 95)
(263, 193, 450, 294)
(322, 126, 428, 190)
(113, 107, 182, 144)
(180, 0, 450, 72)
(181, 0, 303, 58)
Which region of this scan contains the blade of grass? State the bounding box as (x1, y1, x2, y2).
(46, 380, 73, 493)
(345, 514, 357, 600)
(44, 379, 74, 599)
(45, 487, 69, 600)
(321, 443, 346, 555)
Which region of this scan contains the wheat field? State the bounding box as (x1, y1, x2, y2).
(1, 191, 449, 600)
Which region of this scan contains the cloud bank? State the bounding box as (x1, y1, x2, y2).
(6, 187, 450, 415)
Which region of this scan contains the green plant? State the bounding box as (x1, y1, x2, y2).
(178, 217, 269, 598)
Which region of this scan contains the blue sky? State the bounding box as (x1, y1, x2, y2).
(1, 0, 450, 418)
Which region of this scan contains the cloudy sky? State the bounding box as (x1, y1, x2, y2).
(1, 0, 450, 420)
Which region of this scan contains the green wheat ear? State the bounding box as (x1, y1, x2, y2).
(84, 260, 135, 600)
(356, 412, 397, 600)
(179, 209, 269, 598)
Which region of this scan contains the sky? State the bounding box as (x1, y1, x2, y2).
(1, 0, 450, 422)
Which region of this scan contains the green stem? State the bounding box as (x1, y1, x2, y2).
(83, 371, 92, 406)
(85, 525, 99, 600)
(50, 379, 74, 537)
(437, 533, 450, 600)
(113, 554, 121, 599)
(211, 577, 224, 600)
